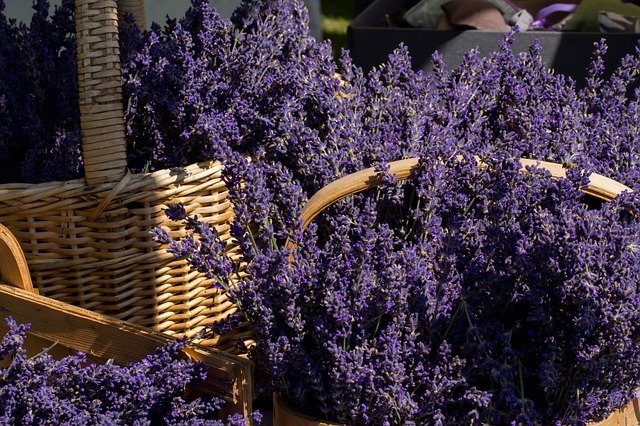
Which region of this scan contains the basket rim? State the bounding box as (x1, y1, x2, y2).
(296, 156, 634, 237)
(0, 160, 224, 201)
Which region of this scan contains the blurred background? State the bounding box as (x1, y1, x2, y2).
(4, 0, 356, 56)
(320, 0, 353, 54)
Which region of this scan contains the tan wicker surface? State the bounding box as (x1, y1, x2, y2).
(76, 0, 128, 185)
(0, 162, 252, 351)
(0, 0, 250, 353)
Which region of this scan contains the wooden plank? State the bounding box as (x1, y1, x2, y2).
(0, 284, 253, 416)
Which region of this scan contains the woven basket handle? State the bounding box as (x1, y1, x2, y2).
(75, 0, 144, 185)
(297, 157, 632, 234)
(117, 0, 146, 29)
(0, 225, 34, 293)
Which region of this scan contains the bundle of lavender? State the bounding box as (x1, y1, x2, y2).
(156, 4, 640, 424)
(3, 0, 640, 423)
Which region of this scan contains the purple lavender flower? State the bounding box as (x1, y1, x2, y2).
(6, 0, 640, 423)
(0, 0, 81, 183)
(162, 22, 640, 425)
(0, 317, 260, 424)
(165, 203, 188, 221)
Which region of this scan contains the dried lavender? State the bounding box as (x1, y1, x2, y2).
(0, 0, 81, 183)
(161, 21, 640, 426)
(170, 152, 640, 425)
(120, 0, 339, 175)
(0, 316, 261, 425)
(4, 0, 640, 423)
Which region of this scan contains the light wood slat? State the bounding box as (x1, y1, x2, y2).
(0, 284, 253, 416)
(0, 225, 34, 292)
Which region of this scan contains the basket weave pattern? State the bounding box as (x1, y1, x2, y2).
(76, 0, 128, 185)
(0, 0, 250, 352)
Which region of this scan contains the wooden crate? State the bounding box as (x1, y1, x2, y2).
(0, 223, 253, 418)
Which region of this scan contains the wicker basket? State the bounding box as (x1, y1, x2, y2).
(291, 156, 638, 426)
(0, 0, 251, 352)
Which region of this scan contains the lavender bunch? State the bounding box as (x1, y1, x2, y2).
(410, 152, 640, 424)
(0, 316, 261, 425)
(421, 35, 640, 190)
(120, 0, 341, 174)
(0, 0, 81, 183)
(158, 23, 640, 425)
(167, 151, 640, 425)
(124, 0, 376, 259)
(1, 0, 344, 184)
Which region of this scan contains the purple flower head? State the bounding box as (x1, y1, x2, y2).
(208, 314, 242, 337)
(165, 203, 187, 221)
(150, 226, 172, 245)
(0, 317, 261, 424)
